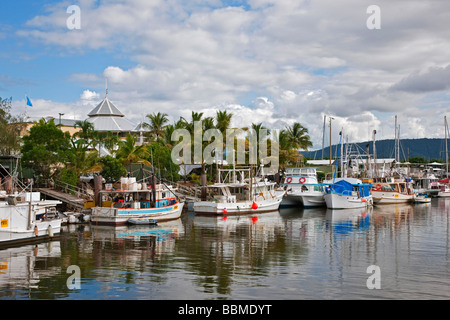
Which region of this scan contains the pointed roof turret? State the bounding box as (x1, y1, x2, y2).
(88, 96, 125, 117)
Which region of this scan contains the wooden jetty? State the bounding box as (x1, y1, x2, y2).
(38, 188, 88, 210)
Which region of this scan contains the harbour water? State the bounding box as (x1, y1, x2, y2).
(0, 199, 449, 300)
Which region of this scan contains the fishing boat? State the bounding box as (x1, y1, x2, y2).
(193, 166, 284, 215)
(430, 178, 450, 197)
(281, 167, 326, 207)
(324, 178, 373, 209)
(371, 177, 415, 204)
(322, 130, 373, 209)
(414, 193, 431, 204)
(90, 177, 184, 226)
(0, 191, 62, 247)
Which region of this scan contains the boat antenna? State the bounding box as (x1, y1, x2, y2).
(333, 131, 342, 183)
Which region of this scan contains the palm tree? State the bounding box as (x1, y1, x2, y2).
(74, 120, 95, 142)
(214, 110, 233, 174)
(164, 118, 187, 146)
(285, 122, 313, 151)
(215, 110, 232, 134)
(95, 131, 120, 155)
(248, 122, 270, 143)
(145, 112, 169, 139)
(278, 129, 301, 170)
(67, 138, 102, 177)
(116, 133, 151, 166)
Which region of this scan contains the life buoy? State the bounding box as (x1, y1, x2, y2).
(286, 177, 293, 183)
(299, 177, 306, 184)
(373, 184, 381, 191)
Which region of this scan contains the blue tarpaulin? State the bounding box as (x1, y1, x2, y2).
(332, 180, 353, 195)
(331, 179, 371, 196)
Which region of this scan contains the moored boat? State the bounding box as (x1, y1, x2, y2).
(371, 177, 415, 204)
(0, 191, 62, 247)
(414, 193, 431, 203)
(281, 167, 326, 208)
(90, 179, 184, 226)
(324, 178, 373, 209)
(193, 167, 283, 215)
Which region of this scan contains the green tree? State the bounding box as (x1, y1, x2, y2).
(164, 118, 187, 146)
(95, 131, 120, 155)
(285, 122, 313, 151)
(277, 129, 303, 170)
(145, 112, 169, 140)
(116, 133, 151, 166)
(100, 155, 127, 182)
(67, 139, 102, 177)
(215, 110, 233, 133)
(73, 120, 95, 141)
(146, 141, 180, 182)
(0, 97, 25, 156)
(408, 156, 427, 164)
(21, 118, 71, 183)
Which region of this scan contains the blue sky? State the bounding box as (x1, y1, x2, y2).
(1, 0, 450, 148)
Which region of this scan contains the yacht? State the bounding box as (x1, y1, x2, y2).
(193, 167, 284, 215)
(281, 167, 325, 207)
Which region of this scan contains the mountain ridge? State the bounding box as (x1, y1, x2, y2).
(303, 138, 448, 161)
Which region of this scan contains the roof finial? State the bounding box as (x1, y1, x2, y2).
(105, 78, 108, 97)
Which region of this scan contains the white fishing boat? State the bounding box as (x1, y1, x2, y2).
(281, 167, 326, 207)
(430, 178, 450, 197)
(193, 167, 284, 215)
(0, 191, 62, 247)
(371, 177, 415, 204)
(323, 130, 373, 210)
(414, 193, 431, 204)
(324, 178, 373, 209)
(90, 178, 184, 226)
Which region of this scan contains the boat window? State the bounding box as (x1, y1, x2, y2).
(381, 185, 392, 191)
(389, 184, 398, 192)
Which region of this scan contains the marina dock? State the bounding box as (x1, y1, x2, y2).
(38, 188, 88, 210)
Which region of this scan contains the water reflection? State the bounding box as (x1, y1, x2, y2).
(0, 199, 449, 299)
(0, 241, 61, 299)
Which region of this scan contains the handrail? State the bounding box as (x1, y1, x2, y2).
(53, 179, 94, 200)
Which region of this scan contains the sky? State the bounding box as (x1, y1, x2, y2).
(1, 0, 450, 151)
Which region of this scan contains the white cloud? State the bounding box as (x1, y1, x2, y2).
(80, 89, 99, 101)
(12, 0, 450, 148)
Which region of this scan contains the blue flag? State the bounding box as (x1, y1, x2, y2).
(26, 96, 33, 107)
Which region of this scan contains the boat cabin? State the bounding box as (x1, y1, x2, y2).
(98, 184, 177, 209)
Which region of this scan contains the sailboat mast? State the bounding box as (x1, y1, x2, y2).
(27, 182, 33, 230)
(373, 130, 377, 177)
(394, 115, 398, 163)
(322, 115, 326, 160)
(445, 116, 448, 177)
(340, 129, 344, 178)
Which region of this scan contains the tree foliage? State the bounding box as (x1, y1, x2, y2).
(100, 155, 127, 182)
(0, 97, 25, 156)
(21, 118, 71, 182)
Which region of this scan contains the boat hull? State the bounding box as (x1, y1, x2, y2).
(285, 192, 325, 208)
(372, 191, 415, 204)
(90, 202, 184, 226)
(0, 204, 61, 247)
(324, 193, 373, 209)
(194, 197, 282, 215)
(438, 191, 450, 197)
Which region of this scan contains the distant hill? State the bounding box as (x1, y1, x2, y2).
(303, 138, 448, 161)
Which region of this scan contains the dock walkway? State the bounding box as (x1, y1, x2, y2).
(38, 188, 87, 209)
